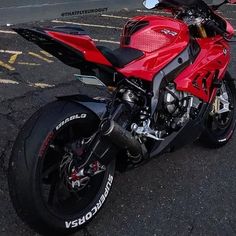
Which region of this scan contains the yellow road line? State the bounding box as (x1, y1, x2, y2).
(9, 53, 22, 64)
(28, 52, 54, 63)
(40, 50, 54, 58)
(0, 60, 15, 71)
(0, 79, 19, 84)
(17, 62, 41, 66)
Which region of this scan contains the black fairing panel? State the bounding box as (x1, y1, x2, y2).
(13, 27, 87, 70)
(150, 103, 210, 158)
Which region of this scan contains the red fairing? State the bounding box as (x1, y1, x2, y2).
(116, 15, 190, 81)
(36, 14, 232, 103)
(214, 13, 235, 38)
(46, 31, 112, 66)
(174, 36, 230, 102)
(225, 20, 235, 38)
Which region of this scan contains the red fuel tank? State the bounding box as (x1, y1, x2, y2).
(118, 15, 190, 81)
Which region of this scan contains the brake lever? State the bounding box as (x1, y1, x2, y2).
(211, 0, 229, 11)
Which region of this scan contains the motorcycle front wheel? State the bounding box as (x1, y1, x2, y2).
(200, 72, 236, 148)
(8, 100, 115, 235)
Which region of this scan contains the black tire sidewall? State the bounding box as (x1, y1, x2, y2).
(8, 100, 115, 234)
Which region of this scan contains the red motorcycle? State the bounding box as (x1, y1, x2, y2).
(8, 0, 236, 234)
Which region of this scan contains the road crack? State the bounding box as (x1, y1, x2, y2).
(0, 140, 13, 172)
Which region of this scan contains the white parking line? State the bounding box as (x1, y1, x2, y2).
(93, 39, 120, 44)
(0, 50, 22, 54)
(51, 20, 123, 30)
(17, 62, 40, 66)
(0, 79, 19, 84)
(29, 82, 55, 88)
(0, 30, 17, 34)
(136, 9, 171, 14)
(101, 14, 130, 19)
(0, 79, 55, 88)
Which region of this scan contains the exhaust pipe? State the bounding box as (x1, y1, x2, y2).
(101, 120, 144, 157)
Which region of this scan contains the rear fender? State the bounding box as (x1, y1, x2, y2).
(58, 94, 119, 166)
(57, 94, 109, 121)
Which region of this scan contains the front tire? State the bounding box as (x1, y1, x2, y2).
(200, 72, 236, 148)
(8, 100, 115, 235)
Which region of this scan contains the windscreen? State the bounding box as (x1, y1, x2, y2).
(160, 0, 199, 7)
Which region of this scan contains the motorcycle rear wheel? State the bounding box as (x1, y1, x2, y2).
(8, 100, 115, 235)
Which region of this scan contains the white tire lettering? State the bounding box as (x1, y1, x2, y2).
(81, 114, 87, 118)
(71, 220, 78, 228)
(104, 187, 109, 198)
(100, 194, 105, 204)
(78, 216, 86, 226)
(86, 212, 93, 221)
(96, 200, 102, 210)
(65, 174, 114, 228)
(65, 221, 72, 228)
(91, 206, 98, 215)
(56, 114, 87, 131)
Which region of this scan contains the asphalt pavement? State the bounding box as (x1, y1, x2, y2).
(0, 5, 236, 236)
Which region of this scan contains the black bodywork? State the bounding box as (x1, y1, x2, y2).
(14, 27, 118, 87)
(14, 27, 86, 70)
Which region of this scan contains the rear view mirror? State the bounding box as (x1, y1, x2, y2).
(143, 0, 160, 9)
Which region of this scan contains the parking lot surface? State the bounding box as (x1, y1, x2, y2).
(0, 4, 236, 236)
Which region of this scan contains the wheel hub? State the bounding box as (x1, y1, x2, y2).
(69, 168, 90, 190)
(60, 152, 106, 192)
(211, 84, 230, 115)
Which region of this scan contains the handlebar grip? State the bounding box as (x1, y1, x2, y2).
(205, 21, 226, 36)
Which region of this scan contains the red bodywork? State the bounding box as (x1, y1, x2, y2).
(46, 31, 112, 67)
(117, 16, 189, 81)
(44, 14, 234, 103)
(175, 36, 230, 101)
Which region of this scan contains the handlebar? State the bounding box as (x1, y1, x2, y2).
(210, 0, 229, 11)
(205, 20, 227, 37)
(205, 20, 236, 42)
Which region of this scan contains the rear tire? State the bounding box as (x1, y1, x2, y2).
(199, 72, 236, 148)
(8, 100, 115, 235)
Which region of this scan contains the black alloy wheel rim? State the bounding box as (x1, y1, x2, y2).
(39, 124, 105, 217)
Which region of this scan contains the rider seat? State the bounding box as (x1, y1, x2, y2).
(97, 46, 144, 68)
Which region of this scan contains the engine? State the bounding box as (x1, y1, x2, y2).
(154, 83, 201, 133)
(119, 81, 202, 143)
